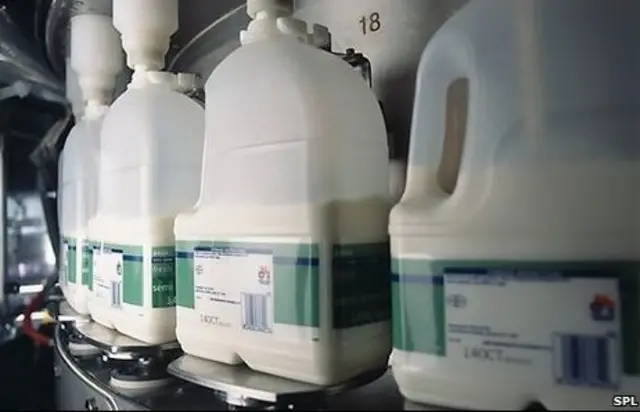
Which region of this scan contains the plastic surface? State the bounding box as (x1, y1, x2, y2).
(175, 20, 390, 386)
(87, 71, 204, 343)
(247, 0, 293, 19)
(59, 105, 108, 316)
(241, 11, 308, 46)
(70, 14, 122, 104)
(389, 0, 640, 410)
(113, 0, 178, 71)
(60, 13, 122, 315)
(294, 0, 468, 210)
(65, 59, 84, 118)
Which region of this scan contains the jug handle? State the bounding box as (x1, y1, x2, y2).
(404, 34, 472, 201)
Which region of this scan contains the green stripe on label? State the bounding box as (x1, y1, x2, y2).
(391, 259, 445, 356)
(151, 247, 176, 308)
(175, 249, 194, 309)
(333, 242, 390, 329)
(63, 237, 77, 284)
(82, 242, 93, 289)
(391, 259, 640, 375)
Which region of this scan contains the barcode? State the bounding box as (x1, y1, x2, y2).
(241, 293, 272, 333)
(111, 281, 122, 308)
(553, 333, 618, 388)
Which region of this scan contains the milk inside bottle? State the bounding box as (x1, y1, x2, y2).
(175, 0, 391, 386)
(390, 0, 640, 410)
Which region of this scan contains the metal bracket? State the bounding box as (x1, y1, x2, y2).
(168, 354, 387, 410)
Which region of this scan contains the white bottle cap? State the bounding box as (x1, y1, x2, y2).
(129, 70, 197, 94)
(240, 1, 331, 48)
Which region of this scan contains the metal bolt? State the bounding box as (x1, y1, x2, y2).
(84, 398, 99, 411)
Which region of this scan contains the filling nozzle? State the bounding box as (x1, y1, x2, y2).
(128, 70, 199, 95)
(246, 0, 293, 20)
(70, 14, 123, 109)
(113, 0, 178, 72)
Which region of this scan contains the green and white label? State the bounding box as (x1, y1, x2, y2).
(151, 248, 176, 308)
(61, 237, 77, 285)
(332, 243, 390, 329)
(176, 241, 390, 341)
(392, 260, 640, 390)
(60, 238, 69, 286)
(90, 242, 175, 309)
(82, 241, 93, 288)
(91, 243, 102, 294)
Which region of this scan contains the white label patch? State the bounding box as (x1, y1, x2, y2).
(444, 274, 620, 389)
(61, 242, 69, 286)
(193, 247, 274, 333)
(92, 247, 123, 308)
(92, 246, 106, 303)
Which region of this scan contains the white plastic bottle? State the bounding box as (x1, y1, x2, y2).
(175, 0, 391, 386)
(59, 14, 122, 315)
(390, 0, 640, 410)
(294, 0, 468, 207)
(88, 0, 204, 344)
(59, 59, 80, 299)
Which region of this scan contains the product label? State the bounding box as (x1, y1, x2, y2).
(92, 244, 123, 308)
(81, 241, 93, 288)
(195, 246, 275, 333)
(61, 237, 77, 285)
(91, 243, 175, 309)
(60, 238, 68, 286)
(333, 243, 391, 329)
(392, 260, 640, 390)
(90, 243, 101, 293)
(151, 248, 176, 308)
(176, 241, 390, 340)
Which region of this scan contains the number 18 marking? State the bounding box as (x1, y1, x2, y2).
(359, 12, 382, 35)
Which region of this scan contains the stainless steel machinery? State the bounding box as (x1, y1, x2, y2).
(54, 304, 409, 411)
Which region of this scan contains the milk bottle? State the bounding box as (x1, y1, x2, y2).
(88, 0, 204, 344)
(390, 0, 640, 410)
(175, 0, 391, 385)
(59, 14, 122, 315)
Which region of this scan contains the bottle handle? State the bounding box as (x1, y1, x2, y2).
(404, 34, 472, 200)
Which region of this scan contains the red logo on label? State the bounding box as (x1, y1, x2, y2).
(258, 265, 271, 285)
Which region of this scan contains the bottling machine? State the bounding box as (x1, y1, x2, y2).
(5, 0, 632, 410)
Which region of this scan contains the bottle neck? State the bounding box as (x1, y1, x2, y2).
(240, 12, 309, 46)
(83, 100, 109, 120)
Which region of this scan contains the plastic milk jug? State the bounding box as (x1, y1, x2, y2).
(87, 71, 204, 343)
(174, 3, 391, 386)
(59, 105, 108, 315)
(60, 13, 122, 315)
(390, 0, 640, 410)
